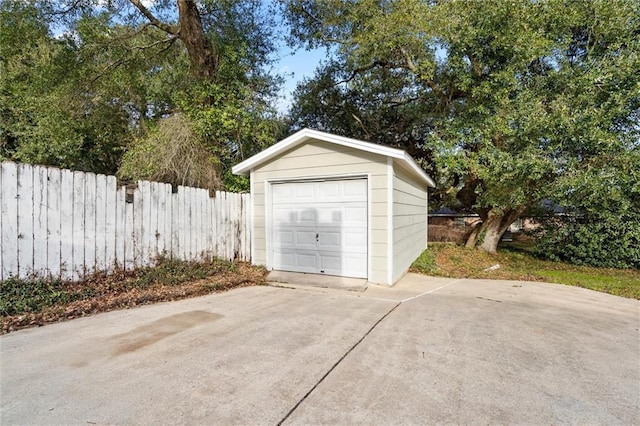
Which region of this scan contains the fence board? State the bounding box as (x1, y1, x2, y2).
(157, 183, 166, 257)
(214, 192, 221, 256)
(194, 189, 201, 259)
(17, 163, 34, 279)
(149, 181, 159, 261)
(72, 171, 85, 280)
(114, 185, 125, 268)
(1, 162, 251, 281)
(133, 185, 143, 268)
(60, 169, 74, 280)
(140, 181, 151, 266)
(197, 189, 204, 258)
(84, 173, 96, 275)
(124, 199, 134, 270)
(105, 176, 117, 271)
(226, 192, 232, 260)
(178, 186, 186, 260)
(95, 174, 107, 272)
(1, 162, 18, 280)
(32, 167, 47, 276)
(164, 185, 172, 257)
(171, 190, 179, 259)
(46, 168, 61, 278)
(188, 187, 195, 260)
(206, 197, 213, 257)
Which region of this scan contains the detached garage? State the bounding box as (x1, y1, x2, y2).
(232, 129, 435, 286)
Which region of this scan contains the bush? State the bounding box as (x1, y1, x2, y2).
(118, 113, 222, 191)
(534, 214, 640, 269)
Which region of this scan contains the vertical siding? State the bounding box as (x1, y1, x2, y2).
(392, 164, 428, 283)
(251, 139, 389, 284)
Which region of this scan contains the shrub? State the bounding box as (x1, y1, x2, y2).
(534, 214, 640, 269)
(118, 113, 222, 191)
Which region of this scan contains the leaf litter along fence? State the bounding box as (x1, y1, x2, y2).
(0, 161, 251, 282)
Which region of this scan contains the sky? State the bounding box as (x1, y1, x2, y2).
(273, 47, 326, 115)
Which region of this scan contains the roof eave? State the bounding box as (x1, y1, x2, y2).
(232, 128, 436, 188)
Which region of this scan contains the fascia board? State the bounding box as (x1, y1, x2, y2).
(232, 128, 436, 188)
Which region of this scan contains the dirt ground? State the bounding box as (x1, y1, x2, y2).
(1, 262, 265, 334)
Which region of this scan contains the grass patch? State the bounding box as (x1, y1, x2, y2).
(1, 257, 266, 333)
(411, 243, 640, 299)
(411, 250, 437, 275)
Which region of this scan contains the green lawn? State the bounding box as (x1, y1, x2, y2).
(411, 242, 640, 299)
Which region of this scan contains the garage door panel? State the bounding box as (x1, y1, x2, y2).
(343, 254, 367, 278)
(293, 183, 316, 202)
(344, 206, 367, 223)
(317, 181, 341, 200)
(272, 184, 293, 202)
(272, 251, 295, 269)
(273, 229, 294, 246)
(273, 207, 295, 223)
(317, 207, 342, 224)
(342, 179, 368, 201)
(318, 252, 342, 275)
(271, 179, 367, 278)
(296, 251, 318, 267)
(298, 209, 317, 224)
(317, 230, 341, 251)
(295, 230, 317, 247)
(343, 230, 367, 252)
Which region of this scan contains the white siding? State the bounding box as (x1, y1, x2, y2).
(392, 164, 428, 283)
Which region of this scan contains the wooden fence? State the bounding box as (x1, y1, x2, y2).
(0, 161, 251, 281)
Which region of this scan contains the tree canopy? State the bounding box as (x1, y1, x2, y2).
(1, 0, 285, 188)
(284, 0, 640, 253)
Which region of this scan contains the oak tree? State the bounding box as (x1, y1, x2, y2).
(284, 0, 640, 252)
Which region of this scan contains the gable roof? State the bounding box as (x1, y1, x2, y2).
(232, 128, 435, 187)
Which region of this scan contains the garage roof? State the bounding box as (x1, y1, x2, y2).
(232, 128, 436, 187)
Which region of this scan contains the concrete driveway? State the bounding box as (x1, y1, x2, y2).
(1, 274, 638, 425)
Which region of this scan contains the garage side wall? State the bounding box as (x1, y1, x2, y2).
(392, 164, 428, 283)
(251, 139, 389, 284)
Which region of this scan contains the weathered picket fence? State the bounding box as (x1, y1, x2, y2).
(0, 161, 251, 281)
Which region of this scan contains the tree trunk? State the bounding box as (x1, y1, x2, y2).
(465, 222, 483, 248)
(177, 0, 217, 79)
(128, 0, 218, 80)
(478, 215, 511, 253)
(465, 207, 526, 253)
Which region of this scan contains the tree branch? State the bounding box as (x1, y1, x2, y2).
(131, 35, 178, 51)
(128, 0, 177, 35)
(351, 113, 371, 139)
(388, 96, 421, 107)
(47, 0, 84, 16)
(399, 47, 448, 103)
(90, 36, 177, 84)
(334, 61, 389, 85)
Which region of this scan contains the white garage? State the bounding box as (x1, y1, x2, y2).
(232, 128, 435, 286)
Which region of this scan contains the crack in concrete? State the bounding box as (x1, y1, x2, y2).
(276, 278, 465, 425)
(276, 301, 401, 426)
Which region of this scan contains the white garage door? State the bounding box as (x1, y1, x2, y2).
(271, 179, 367, 278)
